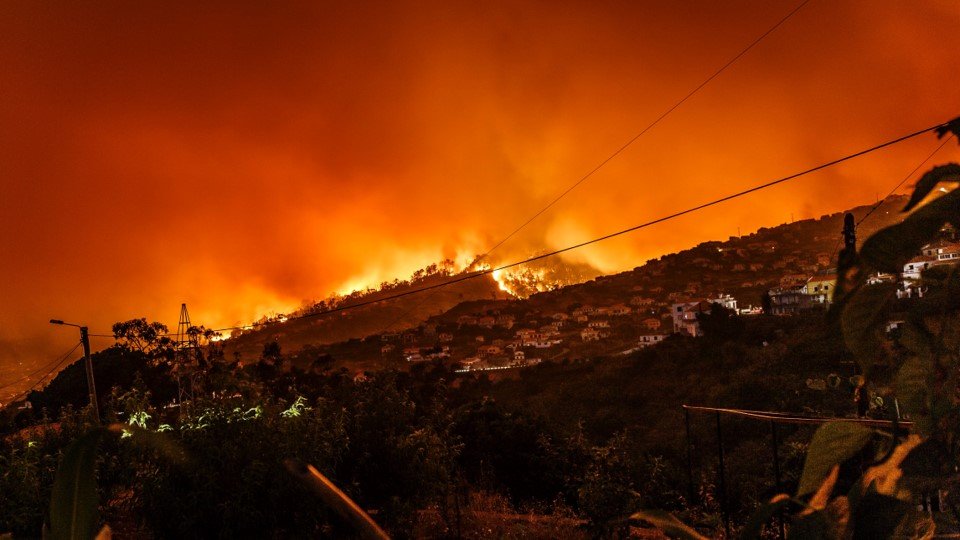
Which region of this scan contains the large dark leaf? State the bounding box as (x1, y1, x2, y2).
(896, 355, 931, 434)
(840, 283, 898, 369)
(861, 192, 959, 272)
(850, 492, 917, 540)
(49, 427, 109, 540)
(903, 163, 960, 212)
(49, 424, 181, 540)
(899, 439, 949, 492)
(798, 422, 874, 496)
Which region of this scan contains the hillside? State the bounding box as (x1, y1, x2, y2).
(220, 270, 512, 369)
(274, 195, 910, 372)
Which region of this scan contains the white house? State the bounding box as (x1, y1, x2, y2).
(637, 332, 668, 348)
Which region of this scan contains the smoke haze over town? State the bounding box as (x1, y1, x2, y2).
(1, 0, 959, 385)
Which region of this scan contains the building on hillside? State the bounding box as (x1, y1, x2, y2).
(779, 274, 808, 289)
(438, 332, 454, 342)
(866, 273, 896, 285)
(902, 255, 938, 282)
(711, 294, 738, 312)
(671, 300, 711, 336)
(572, 305, 596, 317)
(581, 328, 601, 341)
(903, 240, 960, 283)
(637, 331, 668, 348)
(403, 347, 424, 362)
(609, 304, 631, 316)
(460, 357, 481, 370)
(478, 344, 502, 357)
(642, 318, 661, 330)
(671, 295, 738, 336)
(767, 288, 817, 316)
(803, 271, 837, 304)
(921, 238, 960, 258)
(588, 320, 610, 329)
(516, 329, 538, 345)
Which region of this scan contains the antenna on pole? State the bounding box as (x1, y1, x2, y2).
(174, 303, 200, 406)
(176, 303, 194, 357)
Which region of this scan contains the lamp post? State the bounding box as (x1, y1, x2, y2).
(49, 319, 100, 423)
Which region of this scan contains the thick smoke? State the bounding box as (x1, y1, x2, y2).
(0, 0, 958, 385)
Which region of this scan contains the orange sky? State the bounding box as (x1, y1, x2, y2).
(1, 1, 959, 390)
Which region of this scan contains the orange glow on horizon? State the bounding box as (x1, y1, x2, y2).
(1, 0, 959, 385)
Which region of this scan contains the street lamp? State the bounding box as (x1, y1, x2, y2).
(50, 319, 100, 422)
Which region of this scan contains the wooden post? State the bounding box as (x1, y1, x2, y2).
(716, 411, 730, 538)
(771, 421, 784, 539)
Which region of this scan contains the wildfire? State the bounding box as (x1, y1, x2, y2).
(491, 269, 513, 295)
(491, 267, 557, 298)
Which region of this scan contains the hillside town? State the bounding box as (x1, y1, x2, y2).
(373, 209, 960, 374)
(231, 195, 949, 377)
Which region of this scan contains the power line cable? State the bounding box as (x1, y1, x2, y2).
(349, 0, 814, 347)
(63, 117, 956, 340)
(479, 0, 811, 260)
(200, 118, 951, 335)
(57, 0, 817, 342)
(857, 134, 955, 227)
(0, 342, 81, 391)
(0, 343, 82, 406)
(826, 133, 957, 264)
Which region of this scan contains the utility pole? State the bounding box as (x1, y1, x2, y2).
(79, 326, 99, 422)
(50, 319, 100, 423)
(843, 213, 856, 252)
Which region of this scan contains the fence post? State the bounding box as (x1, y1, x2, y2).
(771, 421, 785, 539)
(685, 407, 695, 503)
(716, 411, 730, 538)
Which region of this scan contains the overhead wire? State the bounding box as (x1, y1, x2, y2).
(0, 343, 82, 406)
(857, 134, 955, 227)
(1, 118, 951, 385)
(478, 0, 811, 260)
(0, 342, 81, 391)
(39, 118, 956, 344)
(361, 0, 814, 342)
(826, 133, 956, 265)
(40, 0, 821, 342)
(197, 118, 952, 335)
